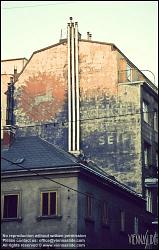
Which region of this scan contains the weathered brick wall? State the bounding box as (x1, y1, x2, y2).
(13, 40, 145, 193)
(14, 42, 68, 149)
(79, 42, 142, 193)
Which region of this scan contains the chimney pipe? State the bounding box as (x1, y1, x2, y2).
(14, 67, 17, 75)
(69, 17, 73, 23)
(14, 67, 18, 82)
(6, 78, 15, 126)
(2, 125, 16, 149)
(89, 33, 92, 40)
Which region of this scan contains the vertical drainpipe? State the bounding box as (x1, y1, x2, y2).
(75, 22, 80, 152)
(67, 22, 72, 151)
(71, 22, 76, 151)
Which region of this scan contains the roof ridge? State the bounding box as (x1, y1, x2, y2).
(80, 163, 142, 199)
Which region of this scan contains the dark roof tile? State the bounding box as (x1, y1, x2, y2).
(1, 136, 78, 171)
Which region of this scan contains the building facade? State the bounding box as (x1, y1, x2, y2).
(1, 130, 155, 249)
(1, 58, 28, 138)
(1, 19, 158, 215)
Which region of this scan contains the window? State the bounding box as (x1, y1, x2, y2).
(144, 142, 151, 167)
(156, 152, 158, 169)
(143, 101, 149, 123)
(146, 189, 152, 213)
(157, 196, 158, 217)
(41, 191, 57, 216)
(144, 146, 148, 166)
(134, 217, 139, 234)
(2, 194, 19, 219)
(85, 193, 93, 218)
(120, 210, 125, 232)
(102, 201, 109, 225)
(126, 64, 132, 81)
(153, 110, 158, 131)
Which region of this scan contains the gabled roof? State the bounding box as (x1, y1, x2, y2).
(1, 135, 143, 200)
(1, 136, 78, 171)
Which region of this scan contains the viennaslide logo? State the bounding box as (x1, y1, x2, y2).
(128, 231, 158, 248)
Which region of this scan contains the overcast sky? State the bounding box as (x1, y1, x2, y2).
(1, 1, 158, 85)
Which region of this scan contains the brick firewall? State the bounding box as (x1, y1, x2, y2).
(79, 41, 142, 193)
(14, 43, 68, 150)
(13, 40, 143, 193)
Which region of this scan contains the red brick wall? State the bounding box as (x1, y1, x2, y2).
(15, 43, 68, 124)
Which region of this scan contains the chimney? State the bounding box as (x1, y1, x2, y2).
(14, 67, 18, 82)
(2, 125, 16, 149)
(69, 17, 73, 23)
(6, 77, 15, 126)
(14, 67, 17, 75)
(89, 33, 92, 40)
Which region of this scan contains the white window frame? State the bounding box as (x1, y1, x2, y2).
(156, 152, 158, 169)
(146, 189, 152, 213)
(154, 111, 158, 131)
(144, 146, 148, 166)
(143, 101, 149, 123)
(40, 191, 58, 217)
(144, 142, 151, 167)
(126, 64, 132, 82)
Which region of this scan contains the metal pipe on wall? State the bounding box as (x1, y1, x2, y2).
(71, 22, 76, 151)
(67, 23, 72, 151)
(75, 22, 80, 152)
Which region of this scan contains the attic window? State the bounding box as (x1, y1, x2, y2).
(126, 64, 132, 82)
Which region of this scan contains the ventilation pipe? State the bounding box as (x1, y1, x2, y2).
(67, 18, 80, 154)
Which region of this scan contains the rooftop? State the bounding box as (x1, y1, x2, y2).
(1, 135, 143, 200)
(1, 136, 78, 170)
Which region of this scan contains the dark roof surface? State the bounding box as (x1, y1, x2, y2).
(1, 135, 143, 199)
(1, 136, 78, 171)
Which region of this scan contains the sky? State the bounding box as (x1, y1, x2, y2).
(1, 1, 158, 85)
